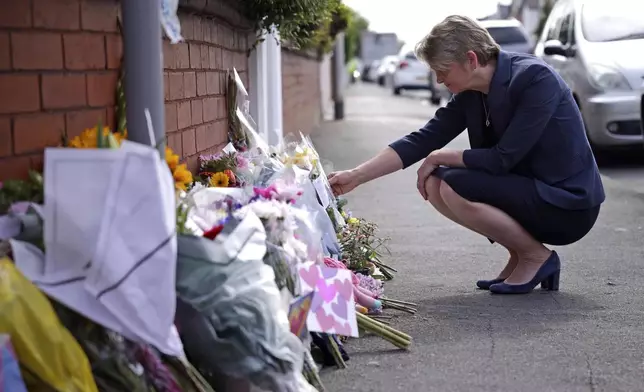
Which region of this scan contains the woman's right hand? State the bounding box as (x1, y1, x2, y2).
(328, 170, 361, 196)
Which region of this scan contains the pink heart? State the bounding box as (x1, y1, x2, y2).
(321, 266, 338, 279)
(316, 308, 336, 331)
(316, 279, 337, 303)
(335, 321, 352, 337)
(331, 298, 348, 320)
(334, 278, 353, 299)
(310, 291, 323, 311)
(299, 264, 321, 289)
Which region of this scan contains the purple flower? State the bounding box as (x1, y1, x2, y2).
(356, 273, 384, 297)
(199, 152, 223, 163)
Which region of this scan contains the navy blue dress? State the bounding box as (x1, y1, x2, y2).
(409, 77, 602, 246)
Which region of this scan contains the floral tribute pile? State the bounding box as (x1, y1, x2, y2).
(0, 70, 415, 392)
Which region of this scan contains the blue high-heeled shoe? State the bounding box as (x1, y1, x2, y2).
(489, 251, 561, 294)
(476, 278, 505, 290)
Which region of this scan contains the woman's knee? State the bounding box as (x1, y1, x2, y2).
(424, 176, 443, 204)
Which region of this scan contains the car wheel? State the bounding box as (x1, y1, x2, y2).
(430, 97, 441, 106)
(393, 87, 401, 95)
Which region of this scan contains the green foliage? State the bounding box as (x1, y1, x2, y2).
(200, 152, 238, 174)
(310, 0, 351, 54)
(344, 8, 369, 62)
(240, 0, 340, 50)
(0, 171, 44, 215)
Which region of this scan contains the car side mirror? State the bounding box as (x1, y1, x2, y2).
(543, 40, 568, 56)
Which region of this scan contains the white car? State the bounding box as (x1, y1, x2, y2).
(389, 48, 448, 104)
(376, 55, 400, 86)
(390, 50, 430, 96)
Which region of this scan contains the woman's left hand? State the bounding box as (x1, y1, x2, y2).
(428, 148, 465, 168)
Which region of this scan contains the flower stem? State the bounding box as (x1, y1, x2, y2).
(379, 297, 418, 307)
(381, 300, 417, 314)
(326, 335, 347, 369)
(356, 313, 412, 350)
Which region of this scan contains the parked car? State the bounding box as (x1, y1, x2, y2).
(534, 0, 644, 149)
(360, 60, 378, 82)
(361, 60, 381, 83)
(430, 70, 452, 105)
(480, 18, 534, 54)
(376, 55, 399, 86)
(389, 48, 429, 95)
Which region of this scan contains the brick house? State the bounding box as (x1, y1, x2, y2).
(0, 0, 325, 181)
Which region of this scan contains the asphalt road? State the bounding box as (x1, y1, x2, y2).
(311, 83, 644, 392)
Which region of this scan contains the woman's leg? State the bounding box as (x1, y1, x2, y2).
(437, 180, 551, 285)
(424, 176, 518, 279)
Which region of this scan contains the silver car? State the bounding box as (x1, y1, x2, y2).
(534, 0, 644, 149)
(479, 19, 534, 54)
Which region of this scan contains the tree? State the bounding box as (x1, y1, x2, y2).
(343, 7, 369, 62)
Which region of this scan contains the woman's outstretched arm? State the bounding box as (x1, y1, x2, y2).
(352, 146, 404, 184)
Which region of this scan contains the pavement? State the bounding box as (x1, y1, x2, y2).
(311, 83, 644, 392)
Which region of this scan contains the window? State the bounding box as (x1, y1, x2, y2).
(486, 26, 528, 45)
(581, 1, 644, 42)
(557, 10, 573, 45)
(543, 1, 567, 41)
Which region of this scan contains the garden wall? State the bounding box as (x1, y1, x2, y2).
(0, 0, 324, 181)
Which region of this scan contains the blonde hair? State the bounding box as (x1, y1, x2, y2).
(414, 15, 500, 71)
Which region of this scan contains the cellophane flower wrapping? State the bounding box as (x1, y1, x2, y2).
(175, 208, 307, 392)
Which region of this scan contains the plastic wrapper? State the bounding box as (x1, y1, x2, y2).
(175, 210, 308, 392)
(161, 0, 183, 43)
(273, 160, 342, 258)
(0, 258, 98, 392)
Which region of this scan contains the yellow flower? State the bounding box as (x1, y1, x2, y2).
(173, 163, 193, 191)
(209, 172, 229, 188)
(68, 126, 127, 148)
(347, 217, 359, 225)
(165, 147, 179, 171)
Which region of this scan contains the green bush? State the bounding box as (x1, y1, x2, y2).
(240, 0, 343, 51)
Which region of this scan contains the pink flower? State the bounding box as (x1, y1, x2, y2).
(236, 155, 248, 169)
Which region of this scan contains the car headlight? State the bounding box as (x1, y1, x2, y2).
(587, 64, 631, 91)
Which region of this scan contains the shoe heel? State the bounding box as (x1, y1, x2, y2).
(541, 270, 560, 291)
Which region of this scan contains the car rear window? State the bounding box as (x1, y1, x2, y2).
(486, 26, 528, 45)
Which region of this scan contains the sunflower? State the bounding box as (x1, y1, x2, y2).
(209, 172, 229, 188)
(164, 147, 192, 191)
(68, 126, 127, 148)
(173, 163, 193, 191)
(165, 147, 179, 171)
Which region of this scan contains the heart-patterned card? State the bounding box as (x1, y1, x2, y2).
(298, 261, 358, 337)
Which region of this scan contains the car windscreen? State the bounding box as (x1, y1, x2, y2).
(581, 2, 644, 42)
(486, 26, 528, 45)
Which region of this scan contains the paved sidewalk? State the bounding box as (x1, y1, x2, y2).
(312, 84, 644, 392)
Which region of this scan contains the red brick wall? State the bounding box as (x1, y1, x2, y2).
(281, 49, 322, 137)
(165, 1, 252, 173)
(0, 0, 323, 182)
(0, 0, 122, 181)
